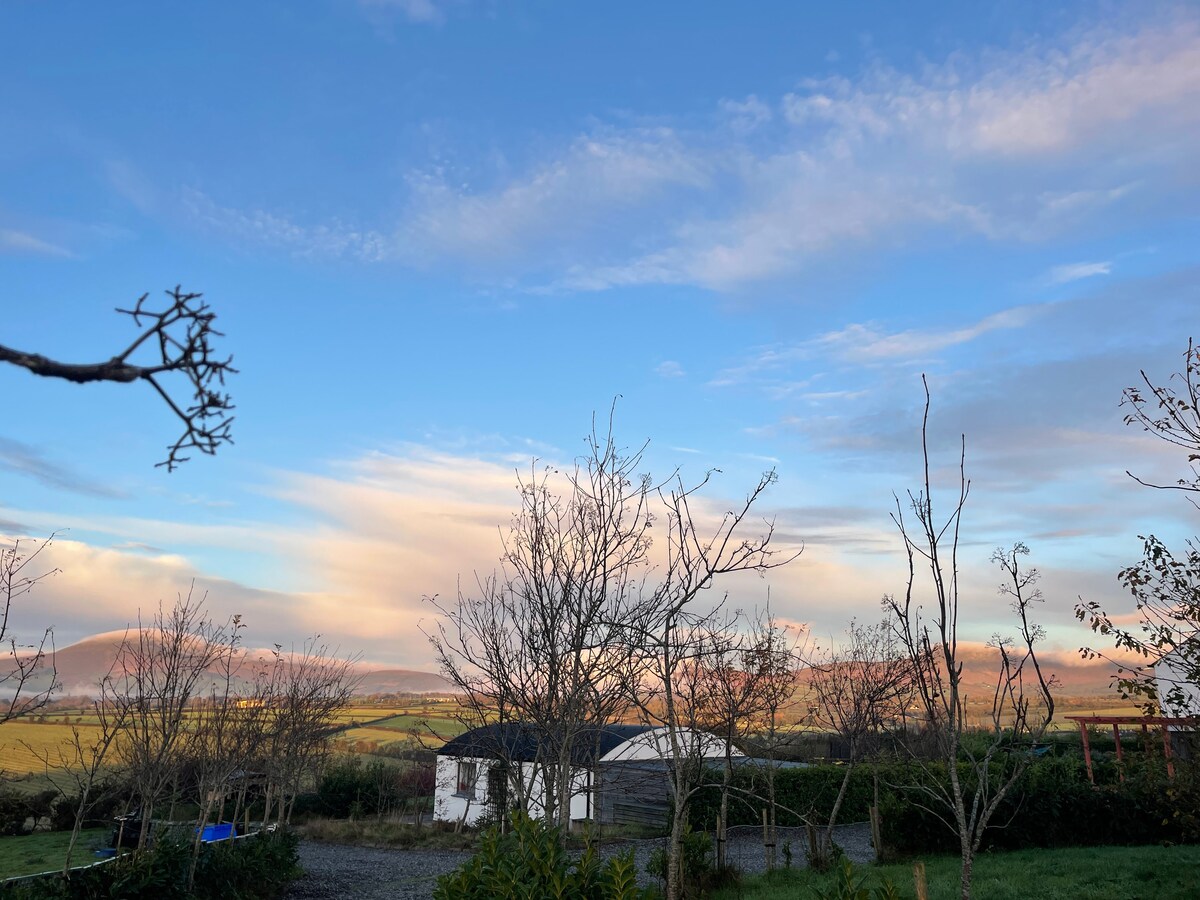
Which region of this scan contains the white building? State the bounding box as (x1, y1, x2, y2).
(1155, 646, 1200, 719)
(433, 722, 742, 828)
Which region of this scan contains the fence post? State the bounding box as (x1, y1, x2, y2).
(762, 808, 774, 871)
(869, 805, 882, 860)
(914, 861, 928, 900)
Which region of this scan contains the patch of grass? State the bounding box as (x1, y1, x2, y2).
(714, 845, 1200, 900)
(300, 818, 476, 851)
(0, 828, 109, 879)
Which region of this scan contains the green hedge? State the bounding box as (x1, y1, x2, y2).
(688, 763, 890, 829)
(0, 830, 300, 900)
(687, 756, 1200, 856)
(881, 756, 1200, 855)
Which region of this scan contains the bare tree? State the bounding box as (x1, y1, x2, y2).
(29, 679, 130, 873)
(0, 287, 235, 470)
(111, 589, 232, 848)
(1121, 337, 1200, 501)
(0, 534, 59, 726)
(694, 605, 805, 871)
(186, 616, 252, 887)
(628, 468, 796, 900)
(805, 618, 914, 868)
(885, 380, 1054, 900)
(257, 639, 360, 827)
(737, 609, 805, 871)
(427, 415, 654, 829)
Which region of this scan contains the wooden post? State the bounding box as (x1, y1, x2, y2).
(1078, 721, 1094, 783)
(762, 808, 773, 871)
(1162, 725, 1176, 779)
(1113, 724, 1124, 782)
(869, 805, 882, 861)
(715, 814, 724, 869)
(914, 861, 928, 900)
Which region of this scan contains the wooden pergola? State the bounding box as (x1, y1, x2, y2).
(1065, 715, 1199, 783)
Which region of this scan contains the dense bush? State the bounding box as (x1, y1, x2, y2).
(312, 756, 434, 819)
(433, 812, 652, 900)
(0, 830, 300, 900)
(879, 756, 1200, 856)
(0, 790, 57, 836)
(688, 754, 1200, 857)
(688, 763, 887, 829)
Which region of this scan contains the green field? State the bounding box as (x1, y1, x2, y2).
(715, 844, 1200, 900)
(0, 828, 109, 880)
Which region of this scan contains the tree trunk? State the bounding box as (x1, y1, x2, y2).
(666, 804, 688, 900)
(63, 780, 93, 874)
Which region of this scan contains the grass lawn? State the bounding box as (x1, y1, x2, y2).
(0, 829, 109, 880)
(714, 844, 1200, 900)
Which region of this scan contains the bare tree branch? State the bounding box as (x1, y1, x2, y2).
(0, 287, 236, 470)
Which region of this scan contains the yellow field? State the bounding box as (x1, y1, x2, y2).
(0, 721, 109, 776)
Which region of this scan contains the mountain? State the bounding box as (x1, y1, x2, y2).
(9, 631, 458, 699)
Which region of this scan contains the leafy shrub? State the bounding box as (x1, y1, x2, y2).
(313, 755, 434, 820)
(878, 756, 1200, 856)
(433, 811, 653, 900)
(0, 830, 300, 900)
(811, 859, 900, 900)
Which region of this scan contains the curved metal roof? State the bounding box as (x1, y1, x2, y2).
(437, 722, 653, 764)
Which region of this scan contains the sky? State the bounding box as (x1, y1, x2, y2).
(1, 1, 1197, 677)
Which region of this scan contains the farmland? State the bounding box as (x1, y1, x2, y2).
(0, 699, 471, 783)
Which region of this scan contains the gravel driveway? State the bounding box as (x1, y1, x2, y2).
(285, 823, 874, 899)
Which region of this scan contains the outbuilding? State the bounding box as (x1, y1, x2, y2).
(433, 722, 741, 828)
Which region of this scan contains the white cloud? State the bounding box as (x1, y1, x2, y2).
(359, 0, 449, 25)
(180, 188, 388, 261)
(1046, 260, 1113, 284)
(0, 228, 72, 258)
(655, 360, 685, 378)
(175, 17, 1200, 290)
(711, 302, 1047, 390)
(813, 304, 1046, 363)
(719, 94, 773, 134)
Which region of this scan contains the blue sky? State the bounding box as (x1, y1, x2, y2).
(1, 1, 1197, 675)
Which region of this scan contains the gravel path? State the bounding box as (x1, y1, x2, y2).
(285, 823, 874, 899)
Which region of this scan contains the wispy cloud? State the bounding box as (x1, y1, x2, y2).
(359, 0, 453, 25)
(170, 17, 1200, 290)
(0, 228, 72, 258)
(180, 188, 389, 261)
(1046, 260, 1113, 284)
(711, 301, 1047, 390)
(655, 360, 685, 379)
(0, 437, 125, 498)
(813, 304, 1047, 363)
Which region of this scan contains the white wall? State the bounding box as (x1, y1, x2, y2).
(433, 754, 490, 827)
(1156, 650, 1200, 719)
(434, 756, 593, 825)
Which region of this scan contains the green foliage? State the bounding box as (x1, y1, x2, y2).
(689, 764, 880, 829)
(0, 830, 300, 900)
(810, 859, 900, 900)
(433, 811, 653, 900)
(646, 823, 710, 882)
(0, 791, 56, 837)
(313, 755, 434, 819)
(879, 756, 1200, 855)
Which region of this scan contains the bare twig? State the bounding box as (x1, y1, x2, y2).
(0, 287, 236, 470)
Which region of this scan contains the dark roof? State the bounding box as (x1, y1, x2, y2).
(438, 722, 653, 764)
